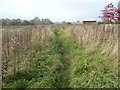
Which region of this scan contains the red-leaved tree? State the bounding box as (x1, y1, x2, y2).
(99, 3, 118, 23)
(116, 1, 120, 22)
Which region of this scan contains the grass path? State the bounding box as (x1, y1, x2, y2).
(50, 29, 71, 87)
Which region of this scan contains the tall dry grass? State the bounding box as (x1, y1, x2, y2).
(63, 24, 118, 55)
(63, 24, 118, 72)
(2, 24, 118, 82)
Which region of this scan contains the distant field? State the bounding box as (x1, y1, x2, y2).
(2, 24, 118, 88)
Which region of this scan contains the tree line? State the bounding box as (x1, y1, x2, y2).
(0, 17, 53, 26)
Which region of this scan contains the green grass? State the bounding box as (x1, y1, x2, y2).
(3, 28, 118, 88)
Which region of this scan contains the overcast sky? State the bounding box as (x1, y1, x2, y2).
(0, 0, 119, 22)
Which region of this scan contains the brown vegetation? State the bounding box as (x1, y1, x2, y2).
(2, 24, 118, 83)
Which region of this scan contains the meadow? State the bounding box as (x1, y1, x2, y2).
(2, 24, 118, 88)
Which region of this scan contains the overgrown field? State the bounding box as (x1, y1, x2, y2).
(2, 24, 118, 88)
